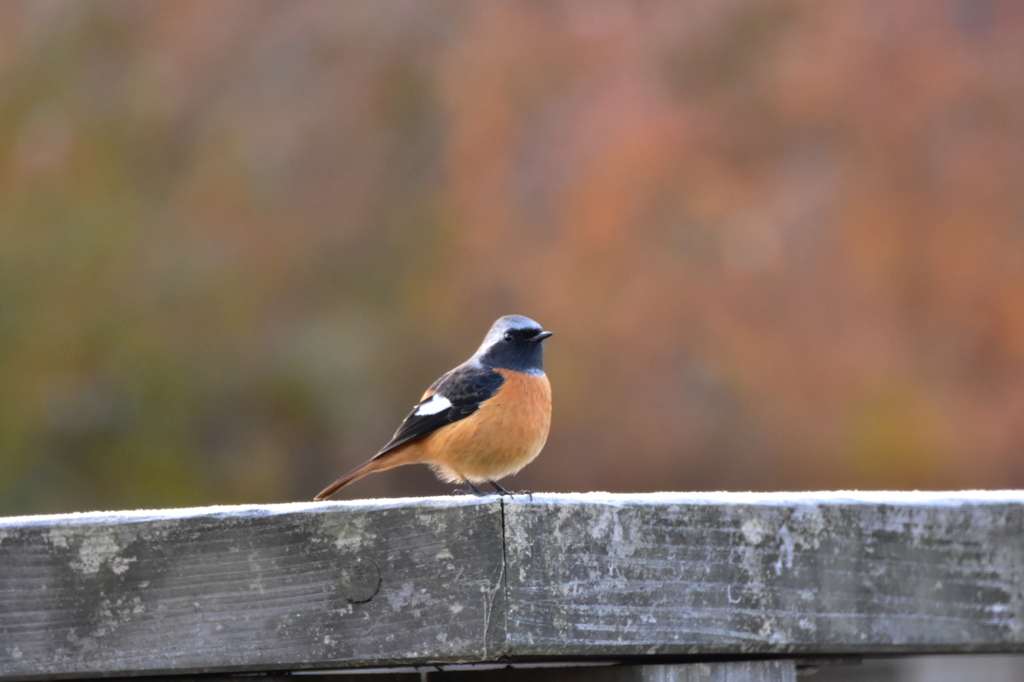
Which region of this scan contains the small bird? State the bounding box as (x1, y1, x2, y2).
(314, 315, 553, 500)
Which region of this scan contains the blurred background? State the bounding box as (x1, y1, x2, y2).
(2, 0, 1024, 516)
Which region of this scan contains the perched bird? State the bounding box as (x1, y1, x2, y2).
(314, 315, 553, 500)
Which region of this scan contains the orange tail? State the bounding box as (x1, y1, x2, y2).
(314, 446, 419, 500)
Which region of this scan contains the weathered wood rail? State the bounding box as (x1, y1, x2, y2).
(2, 492, 1023, 681)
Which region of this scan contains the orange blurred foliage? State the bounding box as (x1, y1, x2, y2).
(1, 0, 1023, 513)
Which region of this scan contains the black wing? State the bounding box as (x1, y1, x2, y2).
(372, 364, 505, 458)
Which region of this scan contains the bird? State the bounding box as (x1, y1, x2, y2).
(314, 315, 553, 500)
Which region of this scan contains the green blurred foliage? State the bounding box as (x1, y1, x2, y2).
(1, 1, 1023, 514)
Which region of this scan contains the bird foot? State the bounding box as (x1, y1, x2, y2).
(453, 481, 533, 500)
(488, 480, 532, 500)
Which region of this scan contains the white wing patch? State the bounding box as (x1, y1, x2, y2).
(414, 393, 452, 416)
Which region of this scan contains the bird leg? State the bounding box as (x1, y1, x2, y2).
(453, 480, 488, 496)
(488, 480, 512, 496)
(489, 480, 533, 500)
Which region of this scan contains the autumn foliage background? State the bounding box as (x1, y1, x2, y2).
(2, 1, 1023, 515)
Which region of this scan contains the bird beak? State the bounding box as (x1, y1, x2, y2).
(528, 330, 553, 343)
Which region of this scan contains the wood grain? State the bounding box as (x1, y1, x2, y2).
(503, 493, 1024, 657)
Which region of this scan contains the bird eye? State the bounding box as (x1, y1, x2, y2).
(503, 332, 514, 342)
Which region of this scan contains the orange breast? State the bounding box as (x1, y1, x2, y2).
(419, 369, 551, 483)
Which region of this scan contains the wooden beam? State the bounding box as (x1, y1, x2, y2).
(0, 498, 506, 679)
(1, 491, 1023, 680)
(503, 492, 1024, 657)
